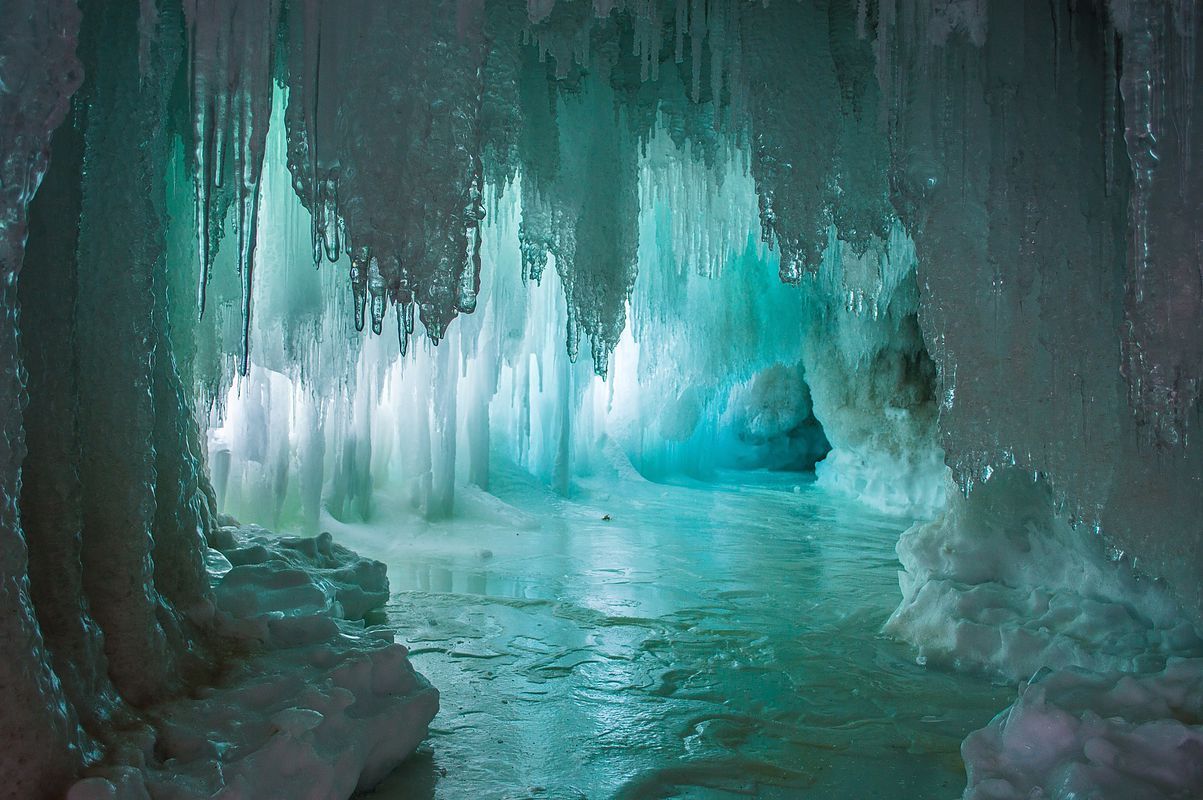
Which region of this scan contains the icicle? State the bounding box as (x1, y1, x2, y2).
(367, 255, 386, 335)
(315, 175, 341, 264)
(183, 0, 280, 363)
(675, 0, 687, 63)
(1103, 25, 1118, 196)
(350, 251, 368, 333)
(690, 0, 705, 103)
(396, 298, 415, 357)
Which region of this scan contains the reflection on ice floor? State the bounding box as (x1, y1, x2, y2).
(339, 469, 1012, 799)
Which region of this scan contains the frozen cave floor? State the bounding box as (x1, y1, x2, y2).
(329, 469, 1016, 800)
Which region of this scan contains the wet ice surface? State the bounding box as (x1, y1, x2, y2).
(338, 470, 1013, 799)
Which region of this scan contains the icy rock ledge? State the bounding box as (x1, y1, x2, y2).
(66, 524, 438, 800)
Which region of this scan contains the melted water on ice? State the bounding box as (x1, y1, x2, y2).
(339, 470, 1012, 799)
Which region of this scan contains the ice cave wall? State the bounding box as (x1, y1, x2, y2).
(1, 0, 1201, 797)
(0, 2, 86, 794)
(881, 0, 1203, 616)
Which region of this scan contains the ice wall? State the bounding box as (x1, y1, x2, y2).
(211, 101, 947, 530)
(203, 1, 1201, 601)
(195, 4, 1202, 797)
(0, 1, 86, 794)
(876, 0, 1203, 618)
(3, 0, 1202, 797)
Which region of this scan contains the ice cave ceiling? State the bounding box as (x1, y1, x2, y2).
(1, 0, 1202, 798)
(184, 0, 1203, 605)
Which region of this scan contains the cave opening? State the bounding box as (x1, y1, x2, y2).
(2, 1, 1202, 799)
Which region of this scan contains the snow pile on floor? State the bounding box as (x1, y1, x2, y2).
(962, 659, 1203, 800)
(885, 470, 1202, 681)
(885, 469, 1203, 799)
(66, 524, 438, 800)
(815, 443, 947, 521)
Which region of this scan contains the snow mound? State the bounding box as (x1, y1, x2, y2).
(963, 659, 1203, 800)
(66, 526, 437, 799)
(888, 470, 1203, 798)
(885, 470, 1202, 682)
(815, 444, 946, 520)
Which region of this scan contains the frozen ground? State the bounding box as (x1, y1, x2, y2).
(325, 468, 1014, 799)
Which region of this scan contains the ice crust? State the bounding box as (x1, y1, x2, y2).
(66, 525, 437, 800)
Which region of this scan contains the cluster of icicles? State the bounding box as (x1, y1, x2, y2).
(183, 0, 1200, 446)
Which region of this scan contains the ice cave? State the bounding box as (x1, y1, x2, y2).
(1, 0, 1202, 798)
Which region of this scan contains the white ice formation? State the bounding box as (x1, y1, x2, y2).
(66, 524, 437, 799)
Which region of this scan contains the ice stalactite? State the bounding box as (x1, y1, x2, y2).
(75, 0, 207, 705)
(518, 49, 641, 376)
(875, 0, 1203, 619)
(869, 3, 1203, 794)
(740, 0, 842, 281)
(183, 0, 281, 372)
(20, 100, 114, 764)
(282, 0, 489, 351)
(0, 2, 438, 797)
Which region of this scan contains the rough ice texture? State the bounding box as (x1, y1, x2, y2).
(66, 525, 437, 800)
(717, 364, 829, 472)
(1111, 0, 1203, 447)
(877, 0, 1203, 618)
(282, 0, 489, 347)
(0, 2, 443, 796)
(75, 0, 202, 705)
(886, 470, 1202, 683)
(802, 227, 946, 519)
(0, 0, 89, 794)
(173, 0, 1202, 622)
(4, 1, 1202, 798)
(962, 659, 1203, 800)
